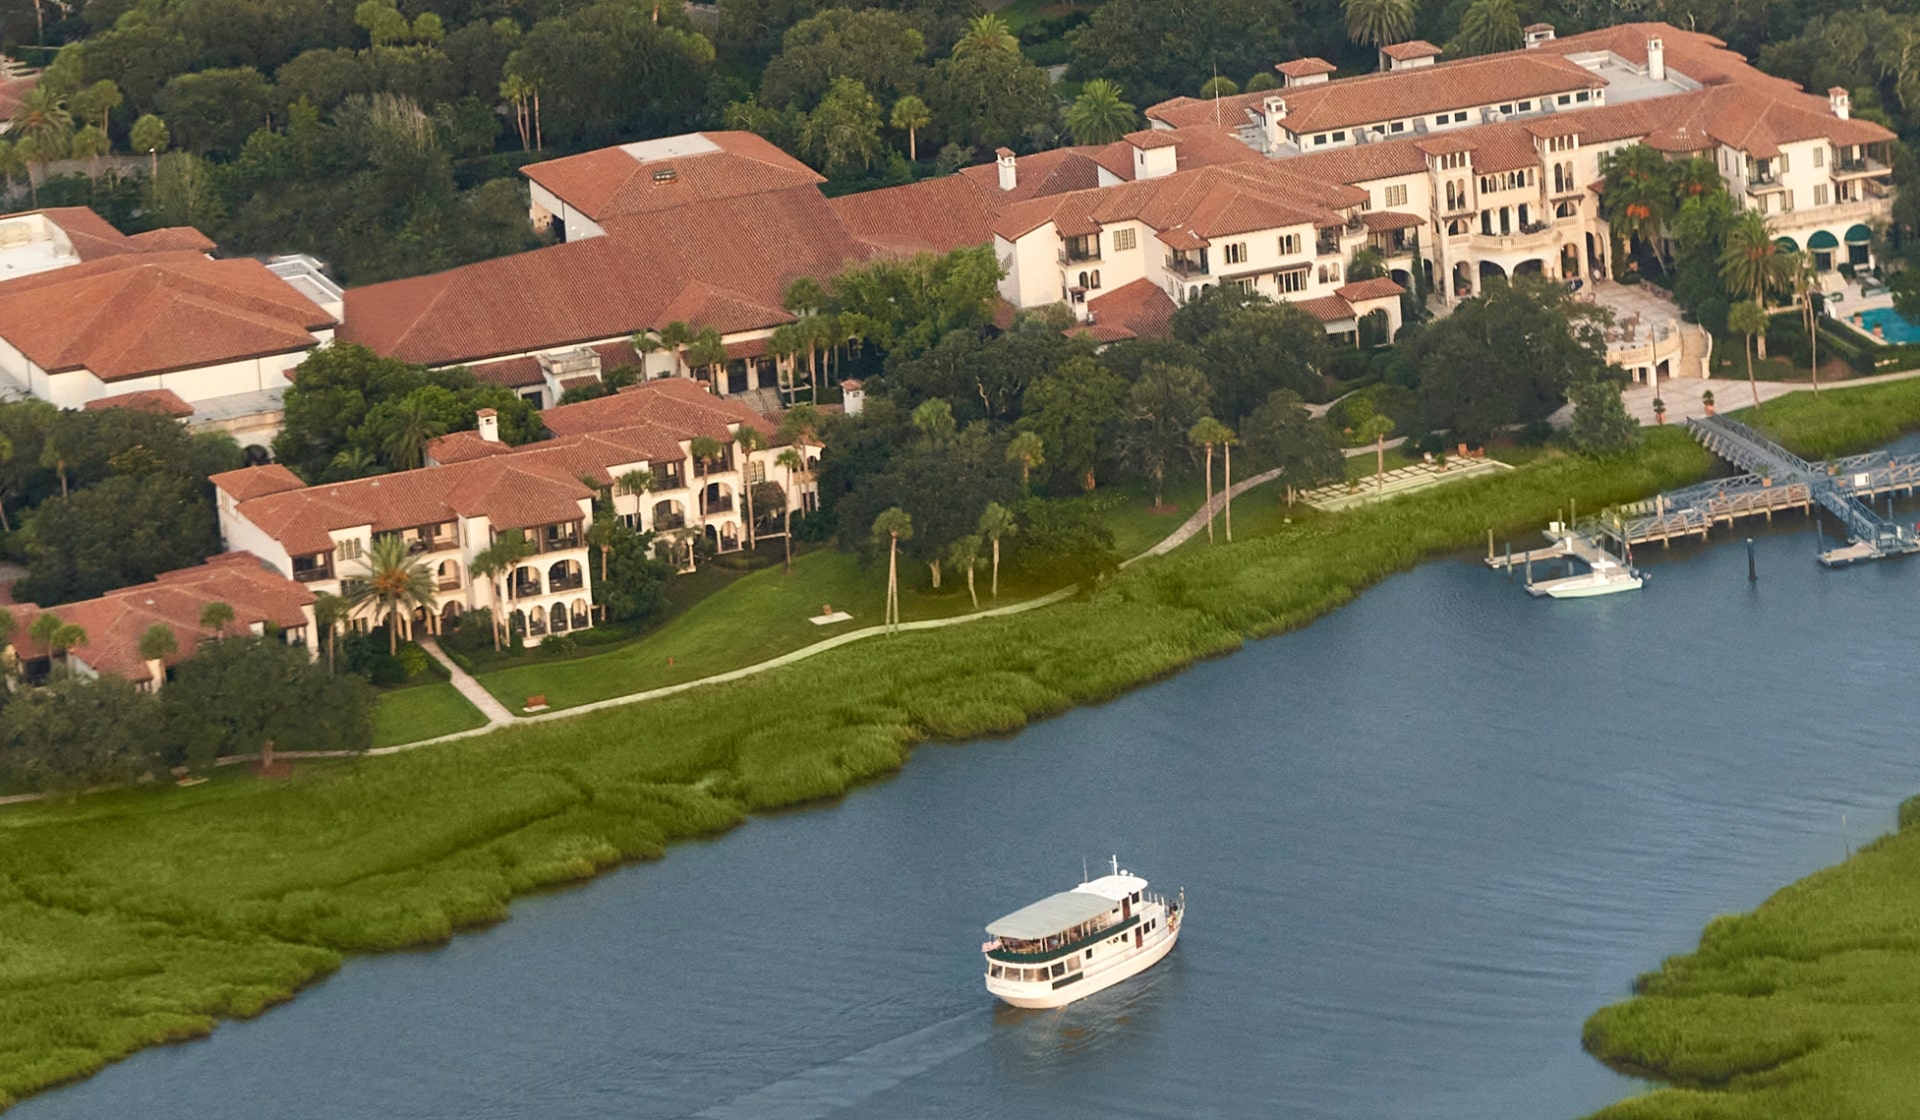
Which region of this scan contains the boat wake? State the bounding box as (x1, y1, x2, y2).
(689, 1010, 990, 1120)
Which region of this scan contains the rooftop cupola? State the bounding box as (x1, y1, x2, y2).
(1647, 35, 1666, 82)
(1830, 86, 1851, 120)
(996, 147, 1017, 192)
(1125, 129, 1179, 179)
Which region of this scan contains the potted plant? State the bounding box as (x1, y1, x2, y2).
(1701, 389, 1715, 416)
(1652, 397, 1667, 424)
(1757, 461, 1774, 486)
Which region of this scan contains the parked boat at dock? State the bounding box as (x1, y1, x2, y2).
(981, 860, 1181, 1009)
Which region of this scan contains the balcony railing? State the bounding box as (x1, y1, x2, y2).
(1058, 246, 1101, 264)
(655, 512, 687, 530)
(1834, 157, 1889, 176)
(292, 561, 333, 584)
(436, 576, 462, 591)
(549, 573, 585, 593)
(1168, 256, 1209, 277)
(1316, 237, 1341, 257)
(701, 496, 734, 515)
(511, 579, 542, 599)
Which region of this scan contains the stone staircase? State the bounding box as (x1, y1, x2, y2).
(727, 386, 785, 416)
(1677, 320, 1711, 378)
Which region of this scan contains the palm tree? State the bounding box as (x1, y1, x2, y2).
(618, 468, 653, 524)
(1728, 299, 1769, 410)
(69, 125, 109, 188)
(949, 534, 984, 609)
(586, 511, 619, 583)
(659, 321, 695, 379)
(1356, 413, 1395, 497)
(138, 623, 177, 687)
(345, 534, 438, 653)
(11, 86, 72, 202)
(1188, 417, 1233, 544)
(49, 623, 87, 666)
(199, 600, 235, 636)
(328, 446, 380, 480)
(630, 331, 663, 377)
(1220, 424, 1239, 542)
(734, 425, 768, 548)
(40, 435, 67, 499)
(913, 398, 956, 445)
(954, 13, 1018, 56)
(471, 532, 532, 650)
(130, 114, 168, 179)
(311, 591, 346, 672)
(1720, 211, 1791, 358)
(1007, 431, 1045, 491)
(500, 74, 533, 150)
(978, 501, 1016, 599)
(871, 507, 914, 632)
(690, 435, 725, 545)
(686, 328, 727, 386)
(1456, 0, 1523, 54)
(1343, 0, 1414, 47)
(0, 139, 22, 199)
(0, 431, 14, 532)
(384, 395, 447, 470)
(1788, 250, 1822, 394)
(891, 95, 931, 162)
(775, 447, 805, 573)
(1065, 80, 1137, 146)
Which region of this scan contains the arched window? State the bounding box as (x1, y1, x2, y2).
(571, 599, 590, 630)
(512, 565, 540, 599)
(548, 559, 583, 592)
(1090, 270, 1102, 290)
(436, 559, 460, 590)
(549, 603, 568, 633)
(1078, 271, 1089, 288)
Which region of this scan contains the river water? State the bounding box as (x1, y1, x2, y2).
(19, 490, 1920, 1120)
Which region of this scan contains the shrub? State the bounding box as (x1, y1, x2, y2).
(394, 643, 433, 680)
(443, 609, 495, 655)
(539, 633, 579, 657)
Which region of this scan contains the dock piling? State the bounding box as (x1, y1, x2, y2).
(1747, 538, 1757, 582)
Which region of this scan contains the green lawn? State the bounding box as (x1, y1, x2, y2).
(371, 683, 486, 748)
(474, 547, 1030, 712)
(1735, 372, 1920, 460)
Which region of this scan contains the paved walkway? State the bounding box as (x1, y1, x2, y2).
(419, 639, 515, 727)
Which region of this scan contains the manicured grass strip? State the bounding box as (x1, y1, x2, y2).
(372, 684, 488, 749)
(1581, 799, 1920, 1120)
(1738, 373, 1920, 461)
(0, 430, 1717, 1110)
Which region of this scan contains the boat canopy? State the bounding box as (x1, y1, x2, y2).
(987, 890, 1115, 940)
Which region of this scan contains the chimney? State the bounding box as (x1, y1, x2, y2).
(1524, 23, 1555, 48)
(840, 379, 865, 416)
(1262, 96, 1289, 150)
(1130, 133, 1179, 180)
(996, 148, 1017, 192)
(1830, 86, 1851, 120)
(476, 407, 500, 443)
(1646, 36, 1665, 82)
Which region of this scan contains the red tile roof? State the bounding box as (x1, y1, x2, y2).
(11, 552, 314, 682)
(1295, 294, 1359, 322)
(83, 388, 194, 417)
(0, 73, 36, 122)
(1081, 278, 1177, 342)
(342, 186, 860, 367)
(1335, 277, 1406, 302)
(990, 162, 1366, 243)
(831, 174, 1004, 255)
(1276, 58, 1339, 78)
(0, 252, 332, 381)
(425, 430, 513, 464)
(233, 457, 594, 554)
(523, 132, 824, 223)
(210, 463, 309, 501)
(17, 207, 215, 260)
(1380, 40, 1444, 61)
(539, 377, 777, 441)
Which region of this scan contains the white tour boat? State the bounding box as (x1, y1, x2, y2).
(981, 859, 1182, 1009)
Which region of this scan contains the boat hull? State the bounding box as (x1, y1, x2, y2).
(987, 925, 1179, 1009)
(1527, 574, 1643, 598)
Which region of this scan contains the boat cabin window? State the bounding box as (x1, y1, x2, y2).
(1051, 962, 1067, 977)
(989, 965, 1003, 978)
(1129, 891, 1141, 904)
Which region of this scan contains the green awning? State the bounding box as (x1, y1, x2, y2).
(1774, 236, 1799, 252)
(1846, 223, 1874, 244)
(1809, 230, 1840, 250)
(987, 890, 1115, 939)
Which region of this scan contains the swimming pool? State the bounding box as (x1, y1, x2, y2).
(1855, 306, 1920, 344)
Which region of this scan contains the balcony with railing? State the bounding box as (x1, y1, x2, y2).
(541, 524, 581, 552)
(291, 554, 333, 583)
(1315, 232, 1342, 256)
(1168, 251, 1209, 277)
(1057, 237, 1101, 264)
(692, 450, 734, 477)
(701, 493, 734, 515)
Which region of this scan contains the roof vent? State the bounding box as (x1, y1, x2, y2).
(653, 168, 678, 183)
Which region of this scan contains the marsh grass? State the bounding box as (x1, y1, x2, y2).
(1580, 798, 1920, 1119)
(0, 430, 1719, 1109)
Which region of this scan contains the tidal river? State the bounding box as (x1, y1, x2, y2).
(19, 496, 1920, 1120)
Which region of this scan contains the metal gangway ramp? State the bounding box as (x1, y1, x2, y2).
(1687, 415, 1920, 564)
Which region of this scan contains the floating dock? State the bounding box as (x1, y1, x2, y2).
(1487, 521, 1646, 597)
